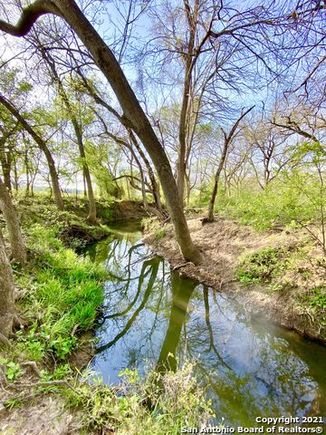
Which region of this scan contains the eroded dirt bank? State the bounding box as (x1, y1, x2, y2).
(144, 217, 326, 344)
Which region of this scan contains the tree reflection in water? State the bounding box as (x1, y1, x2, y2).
(85, 229, 326, 426)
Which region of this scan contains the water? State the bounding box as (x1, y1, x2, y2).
(85, 222, 326, 427)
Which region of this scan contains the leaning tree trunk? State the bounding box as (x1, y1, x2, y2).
(0, 177, 27, 264)
(0, 95, 64, 211)
(57, 1, 201, 263)
(0, 229, 15, 345)
(129, 130, 163, 214)
(0, 0, 201, 264)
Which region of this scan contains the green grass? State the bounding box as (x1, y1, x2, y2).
(189, 172, 325, 234)
(309, 287, 326, 310)
(14, 223, 107, 361)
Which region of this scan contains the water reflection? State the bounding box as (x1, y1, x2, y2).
(86, 230, 326, 426)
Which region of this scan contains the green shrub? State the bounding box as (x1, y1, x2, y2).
(236, 247, 286, 284)
(210, 172, 325, 232)
(309, 287, 326, 310)
(63, 363, 213, 434)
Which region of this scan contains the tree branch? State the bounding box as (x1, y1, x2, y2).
(0, 0, 61, 37)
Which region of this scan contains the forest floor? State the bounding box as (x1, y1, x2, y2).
(144, 215, 326, 344)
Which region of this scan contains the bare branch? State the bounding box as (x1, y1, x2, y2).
(0, 0, 61, 37)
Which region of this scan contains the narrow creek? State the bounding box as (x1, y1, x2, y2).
(84, 222, 326, 427)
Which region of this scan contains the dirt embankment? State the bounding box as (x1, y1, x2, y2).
(144, 217, 326, 344)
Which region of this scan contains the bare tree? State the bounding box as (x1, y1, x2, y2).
(206, 106, 254, 222)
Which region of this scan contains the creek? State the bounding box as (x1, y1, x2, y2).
(84, 221, 326, 427)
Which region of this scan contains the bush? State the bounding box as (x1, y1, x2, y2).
(211, 172, 325, 232)
(63, 363, 213, 434)
(236, 247, 286, 284)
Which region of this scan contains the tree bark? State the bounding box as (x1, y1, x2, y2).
(177, 2, 197, 203)
(207, 107, 254, 222)
(207, 142, 228, 222)
(0, 177, 27, 264)
(37, 47, 97, 223)
(0, 128, 15, 192)
(0, 150, 12, 192)
(0, 0, 201, 264)
(0, 228, 15, 344)
(0, 95, 64, 211)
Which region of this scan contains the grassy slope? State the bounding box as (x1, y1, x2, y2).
(0, 197, 211, 434)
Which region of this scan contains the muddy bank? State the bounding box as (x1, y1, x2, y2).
(144, 217, 326, 345)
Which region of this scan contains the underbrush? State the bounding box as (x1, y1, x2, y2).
(61, 364, 213, 434)
(236, 243, 326, 324)
(236, 246, 288, 285)
(217, 178, 321, 231)
(189, 173, 325, 239)
(141, 216, 167, 241)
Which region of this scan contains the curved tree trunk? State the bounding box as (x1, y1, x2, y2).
(0, 95, 64, 211)
(0, 229, 15, 344)
(207, 145, 228, 222)
(0, 177, 27, 264)
(0, 0, 201, 264)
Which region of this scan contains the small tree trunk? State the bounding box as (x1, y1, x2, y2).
(207, 107, 254, 222)
(129, 131, 163, 214)
(207, 147, 228, 222)
(0, 177, 27, 264)
(0, 229, 15, 343)
(74, 128, 96, 223)
(43, 147, 64, 210)
(13, 155, 19, 192)
(0, 95, 64, 210)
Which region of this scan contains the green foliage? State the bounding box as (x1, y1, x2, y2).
(216, 172, 325, 232)
(309, 287, 326, 310)
(15, 223, 106, 361)
(63, 363, 213, 434)
(236, 247, 286, 284)
(141, 217, 167, 241)
(85, 141, 122, 200)
(0, 359, 23, 382)
(154, 228, 166, 240)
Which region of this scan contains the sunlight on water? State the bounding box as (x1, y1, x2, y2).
(84, 224, 326, 427)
